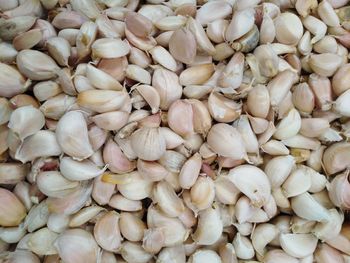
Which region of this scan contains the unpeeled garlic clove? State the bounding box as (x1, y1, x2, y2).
(322, 142, 350, 175)
(119, 212, 146, 242)
(55, 229, 99, 263)
(282, 166, 312, 198)
(188, 249, 221, 263)
(263, 249, 299, 263)
(120, 241, 153, 263)
(233, 233, 255, 260)
(228, 165, 271, 207)
(233, 115, 259, 154)
(0, 188, 26, 227)
(207, 123, 247, 160)
(125, 11, 153, 38)
(279, 233, 318, 258)
(0, 16, 37, 41)
(27, 227, 58, 256)
(225, 8, 255, 42)
(186, 17, 215, 55)
(47, 213, 69, 233)
(268, 70, 297, 107)
(117, 171, 153, 201)
(179, 153, 202, 189)
(92, 175, 115, 206)
(273, 109, 301, 140)
(97, 56, 128, 82)
(264, 155, 295, 188)
(260, 14, 276, 44)
(109, 194, 142, 212)
(68, 206, 105, 228)
(92, 111, 129, 131)
(15, 130, 62, 163)
(86, 64, 123, 91)
(247, 84, 270, 119)
(313, 208, 344, 241)
(167, 100, 194, 137)
(0, 62, 29, 98)
(189, 176, 215, 211)
(94, 211, 122, 252)
(309, 53, 342, 77)
(274, 12, 303, 45)
(251, 223, 279, 256)
(308, 73, 333, 111)
(208, 91, 241, 123)
(192, 206, 223, 245)
(195, 0, 232, 26)
(13, 29, 42, 51)
(1, 250, 40, 263)
(92, 38, 130, 59)
(142, 229, 165, 255)
(300, 118, 330, 137)
(261, 140, 290, 155)
(315, 243, 345, 263)
(333, 89, 350, 117)
(179, 63, 215, 86)
(292, 83, 315, 115)
(169, 28, 196, 64)
(327, 171, 350, 209)
(218, 52, 244, 90)
(318, 0, 340, 27)
(254, 44, 279, 78)
(56, 111, 94, 160)
(302, 15, 327, 44)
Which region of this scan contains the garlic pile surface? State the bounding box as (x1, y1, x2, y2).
(1, 0, 350, 262)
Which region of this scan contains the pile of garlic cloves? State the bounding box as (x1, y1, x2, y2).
(1, 0, 350, 262)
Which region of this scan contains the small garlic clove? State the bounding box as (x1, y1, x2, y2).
(0, 188, 26, 227)
(273, 109, 301, 140)
(228, 165, 271, 207)
(279, 233, 318, 258)
(318, 0, 340, 27)
(69, 205, 105, 227)
(120, 241, 153, 263)
(94, 211, 122, 252)
(207, 19, 229, 44)
(225, 8, 255, 43)
(260, 14, 276, 44)
(0, 62, 29, 98)
(261, 140, 290, 155)
(218, 52, 244, 90)
(208, 91, 241, 123)
(196, 0, 232, 26)
(264, 155, 295, 189)
(192, 206, 223, 245)
(86, 64, 123, 91)
(0, 16, 37, 41)
(251, 223, 279, 256)
(167, 99, 194, 137)
(142, 228, 165, 254)
(186, 17, 215, 55)
(149, 45, 177, 71)
(126, 64, 151, 84)
(125, 11, 153, 38)
(55, 229, 99, 263)
(327, 171, 350, 209)
(190, 176, 215, 211)
(302, 15, 327, 43)
(313, 208, 344, 241)
(98, 56, 128, 82)
(13, 29, 42, 51)
(268, 70, 297, 107)
(117, 171, 153, 201)
(281, 134, 321, 150)
(92, 175, 115, 206)
(315, 243, 345, 263)
(233, 233, 255, 260)
(254, 44, 279, 78)
(1, 250, 40, 263)
(92, 38, 130, 59)
(119, 212, 146, 242)
(179, 63, 215, 86)
(247, 84, 270, 119)
(291, 192, 330, 222)
(179, 153, 202, 189)
(322, 142, 350, 175)
(308, 73, 333, 111)
(137, 159, 168, 182)
(76, 21, 98, 59)
(169, 28, 196, 64)
(108, 194, 142, 212)
(292, 83, 315, 115)
(92, 111, 129, 131)
(47, 213, 70, 233)
(233, 115, 259, 154)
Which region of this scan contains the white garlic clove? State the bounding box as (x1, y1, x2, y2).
(279, 233, 318, 258)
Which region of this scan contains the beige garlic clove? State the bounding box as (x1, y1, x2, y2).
(282, 134, 321, 151)
(218, 52, 244, 90)
(126, 64, 151, 84)
(247, 84, 270, 119)
(13, 29, 42, 51)
(318, 0, 340, 27)
(225, 8, 255, 43)
(33, 81, 62, 102)
(190, 176, 215, 211)
(76, 21, 98, 60)
(302, 15, 327, 44)
(188, 249, 221, 263)
(261, 140, 290, 155)
(274, 12, 303, 45)
(207, 19, 228, 44)
(0, 163, 29, 185)
(94, 211, 122, 252)
(279, 233, 318, 258)
(298, 31, 312, 56)
(91, 175, 115, 206)
(196, 1, 232, 26)
(16, 50, 59, 81)
(263, 249, 299, 263)
(300, 118, 330, 138)
(169, 28, 196, 64)
(0, 62, 29, 98)
(155, 15, 187, 31)
(125, 11, 153, 38)
(186, 17, 215, 55)
(70, 0, 101, 20)
(322, 142, 350, 175)
(8, 105, 45, 141)
(46, 37, 71, 67)
(120, 241, 153, 263)
(86, 64, 123, 91)
(268, 70, 297, 107)
(248, 115, 269, 135)
(313, 208, 344, 241)
(1, 250, 40, 263)
(309, 53, 342, 77)
(92, 38, 130, 59)
(156, 31, 174, 48)
(273, 109, 301, 140)
(264, 155, 295, 188)
(192, 206, 223, 245)
(292, 83, 315, 115)
(149, 46, 177, 71)
(291, 192, 330, 222)
(167, 100, 194, 137)
(333, 89, 350, 117)
(308, 73, 333, 111)
(97, 56, 128, 82)
(68, 206, 104, 228)
(137, 159, 168, 182)
(55, 229, 99, 263)
(179, 63, 215, 86)
(313, 36, 338, 54)
(260, 15, 276, 44)
(0, 188, 26, 227)
(332, 63, 350, 96)
(133, 85, 160, 114)
(92, 111, 129, 131)
(251, 223, 279, 256)
(117, 171, 153, 201)
(233, 115, 259, 154)
(15, 130, 62, 163)
(27, 227, 58, 256)
(207, 123, 246, 159)
(109, 194, 142, 212)
(282, 166, 312, 198)
(56, 111, 94, 160)
(119, 212, 146, 242)
(88, 125, 108, 151)
(228, 165, 271, 207)
(39, 94, 76, 121)
(327, 171, 350, 209)
(124, 28, 157, 52)
(159, 150, 187, 173)
(0, 16, 37, 41)
(208, 91, 241, 123)
(179, 153, 202, 189)
(315, 243, 345, 263)
(59, 157, 106, 181)
(95, 14, 121, 39)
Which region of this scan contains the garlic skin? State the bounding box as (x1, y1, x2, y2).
(56, 111, 94, 160)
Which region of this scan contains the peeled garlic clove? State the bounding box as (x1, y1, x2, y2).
(16, 50, 59, 81)
(322, 142, 350, 175)
(318, 0, 340, 27)
(228, 165, 271, 207)
(261, 140, 290, 155)
(94, 211, 122, 252)
(309, 53, 342, 77)
(92, 38, 130, 59)
(225, 8, 255, 42)
(56, 111, 93, 160)
(207, 123, 247, 160)
(282, 166, 312, 198)
(55, 229, 99, 263)
(273, 109, 301, 140)
(8, 105, 45, 141)
(153, 180, 184, 217)
(291, 192, 330, 222)
(0, 188, 26, 227)
(274, 12, 303, 45)
(251, 223, 279, 256)
(279, 233, 318, 258)
(15, 130, 62, 163)
(117, 171, 153, 201)
(233, 233, 255, 260)
(169, 28, 196, 64)
(179, 153, 202, 189)
(313, 208, 344, 241)
(192, 206, 223, 245)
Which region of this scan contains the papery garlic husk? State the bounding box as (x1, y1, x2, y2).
(274, 12, 303, 45)
(190, 176, 215, 211)
(119, 212, 146, 242)
(8, 105, 45, 141)
(292, 83, 315, 115)
(77, 89, 130, 113)
(264, 155, 295, 188)
(179, 153, 202, 189)
(60, 156, 106, 181)
(228, 165, 271, 207)
(273, 108, 301, 140)
(268, 70, 297, 107)
(120, 241, 153, 263)
(117, 171, 153, 201)
(291, 192, 330, 222)
(94, 211, 122, 252)
(130, 127, 166, 161)
(186, 17, 215, 55)
(225, 8, 255, 42)
(232, 233, 255, 260)
(16, 50, 59, 81)
(109, 194, 142, 212)
(302, 15, 327, 43)
(125, 11, 153, 38)
(279, 233, 318, 258)
(327, 172, 350, 209)
(322, 142, 350, 175)
(36, 171, 79, 198)
(86, 64, 123, 91)
(0, 16, 37, 41)
(208, 91, 241, 123)
(188, 249, 221, 263)
(207, 123, 247, 160)
(0, 188, 26, 227)
(92, 38, 130, 59)
(251, 223, 279, 256)
(282, 166, 312, 198)
(261, 139, 290, 155)
(56, 111, 94, 160)
(192, 206, 223, 245)
(263, 249, 300, 263)
(313, 208, 344, 241)
(0, 62, 29, 98)
(27, 227, 58, 256)
(309, 53, 342, 77)
(15, 130, 62, 163)
(153, 180, 184, 217)
(55, 228, 99, 263)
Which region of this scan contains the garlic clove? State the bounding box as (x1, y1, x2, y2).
(273, 109, 301, 140)
(109, 194, 142, 212)
(196, 0, 232, 26)
(28, 227, 58, 256)
(268, 70, 297, 107)
(282, 166, 312, 198)
(309, 53, 342, 77)
(264, 155, 295, 189)
(92, 38, 130, 59)
(0, 188, 26, 227)
(86, 64, 123, 91)
(251, 223, 279, 256)
(263, 249, 299, 263)
(186, 17, 215, 55)
(92, 175, 115, 206)
(261, 140, 290, 155)
(179, 63, 215, 86)
(281, 134, 321, 150)
(68, 206, 105, 228)
(274, 12, 303, 45)
(117, 171, 153, 201)
(322, 142, 350, 175)
(313, 208, 344, 241)
(120, 241, 153, 263)
(233, 233, 255, 260)
(225, 8, 255, 43)
(179, 153, 202, 189)
(279, 233, 318, 258)
(125, 11, 153, 38)
(327, 171, 350, 209)
(169, 28, 196, 64)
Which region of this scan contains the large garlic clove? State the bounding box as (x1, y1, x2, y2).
(0, 62, 29, 98)
(282, 166, 312, 198)
(264, 155, 295, 189)
(251, 223, 279, 256)
(179, 153, 202, 189)
(169, 28, 196, 64)
(274, 12, 303, 45)
(167, 99, 194, 137)
(190, 176, 215, 211)
(279, 233, 318, 258)
(56, 111, 93, 160)
(119, 212, 146, 242)
(263, 249, 299, 263)
(55, 229, 99, 263)
(92, 175, 115, 206)
(273, 109, 301, 140)
(225, 8, 255, 42)
(327, 172, 350, 209)
(27, 227, 58, 256)
(120, 241, 153, 263)
(313, 208, 344, 241)
(228, 165, 271, 207)
(0, 188, 26, 227)
(322, 142, 350, 175)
